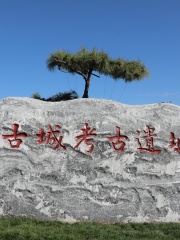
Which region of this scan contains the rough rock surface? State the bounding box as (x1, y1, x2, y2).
(0, 97, 180, 223)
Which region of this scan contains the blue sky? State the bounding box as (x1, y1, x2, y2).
(1, 0, 180, 106)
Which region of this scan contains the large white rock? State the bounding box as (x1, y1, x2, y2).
(0, 97, 180, 223)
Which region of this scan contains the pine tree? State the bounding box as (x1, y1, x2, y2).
(46, 46, 150, 98)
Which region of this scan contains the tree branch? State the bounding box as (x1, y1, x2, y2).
(92, 73, 100, 78)
(54, 57, 100, 79)
(54, 58, 87, 80)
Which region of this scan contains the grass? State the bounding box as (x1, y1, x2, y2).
(0, 216, 180, 239)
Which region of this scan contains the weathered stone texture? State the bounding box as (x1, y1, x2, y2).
(0, 97, 180, 223)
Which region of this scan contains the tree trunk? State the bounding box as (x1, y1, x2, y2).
(82, 80, 90, 98)
(82, 70, 92, 98)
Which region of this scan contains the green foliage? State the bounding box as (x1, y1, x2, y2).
(109, 59, 150, 82)
(46, 46, 150, 81)
(161, 101, 172, 103)
(46, 46, 110, 76)
(30, 90, 78, 102)
(30, 92, 41, 99)
(0, 216, 180, 239)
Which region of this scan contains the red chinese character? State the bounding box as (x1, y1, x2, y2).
(168, 132, 180, 152)
(2, 124, 27, 148)
(107, 126, 128, 152)
(74, 123, 96, 154)
(36, 124, 66, 150)
(135, 125, 161, 154)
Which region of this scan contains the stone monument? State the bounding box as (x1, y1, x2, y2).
(0, 97, 180, 223)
